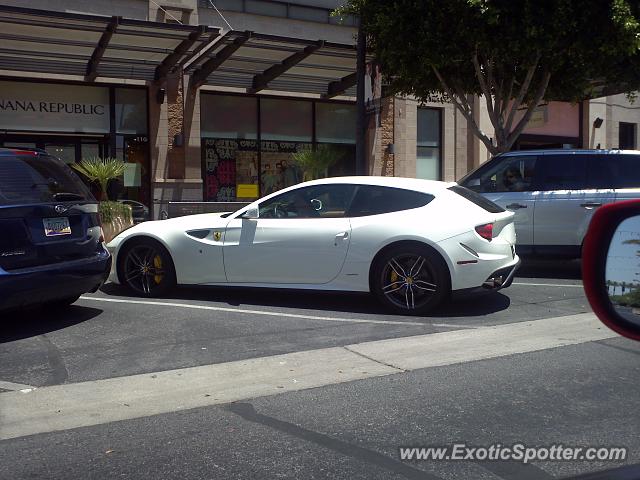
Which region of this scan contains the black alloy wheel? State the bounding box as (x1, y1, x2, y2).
(372, 244, 449, 315)
(120, 239, 176, 297)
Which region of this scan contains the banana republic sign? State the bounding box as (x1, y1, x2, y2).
(0, 80, 110, 133)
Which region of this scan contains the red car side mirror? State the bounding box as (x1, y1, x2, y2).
(582, 200, 640, 341)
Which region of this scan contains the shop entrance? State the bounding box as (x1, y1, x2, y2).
(0, 133, 108, 165)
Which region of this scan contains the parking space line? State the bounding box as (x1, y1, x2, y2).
(79, 296, 436, 327)
(0, 381, 36, 392)
(513, 282, 583, 288)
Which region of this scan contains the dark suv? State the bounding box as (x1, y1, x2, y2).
(0, 148, 111, 311)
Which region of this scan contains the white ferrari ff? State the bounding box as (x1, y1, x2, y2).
(106, 177, 520, 314)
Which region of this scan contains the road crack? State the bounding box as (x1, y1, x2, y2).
(342, 345, 407, 373)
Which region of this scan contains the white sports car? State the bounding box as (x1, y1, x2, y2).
(106, 176, 520, 314)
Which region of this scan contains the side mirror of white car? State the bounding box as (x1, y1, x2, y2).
(242, 206, 259, 219)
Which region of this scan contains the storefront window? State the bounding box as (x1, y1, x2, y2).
(45, 144, 75, 165)
(115, 88, 148, 135)
(260, 98, 312, 142)
(201, 95, 259, 202)
(325, 144, 356, 177)
(201, 95, 257, 139)
(110, 135, 150, 205)
(260, 141, 309, 195)
(417, 108, 441, 180)
(203, 138, 259, 202)
(200, 95, 356, 201)
(316, 103, 357, 144)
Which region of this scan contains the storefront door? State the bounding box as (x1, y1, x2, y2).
(0, 135, 108, 164)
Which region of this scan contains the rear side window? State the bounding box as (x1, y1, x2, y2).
(586, 155, 615, 189)
(609, 154, 640, 189)
(534, 155, 587, 190)
(448, 185, 505, 213)
(0, 154, 92, 206)
(347, 185, 434, 217)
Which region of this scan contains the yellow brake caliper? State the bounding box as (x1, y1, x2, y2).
(153, 255, 164, 284)
(390, 269, 399, 286)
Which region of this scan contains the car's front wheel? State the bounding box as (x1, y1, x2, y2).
(371, 244, 450, 315)
(119, 238, 176, 297)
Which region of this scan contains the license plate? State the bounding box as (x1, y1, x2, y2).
(43, 217, 71, 236)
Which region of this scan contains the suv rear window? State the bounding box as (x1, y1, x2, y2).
(448, 185, 505, 213)
(0, 153, 92, 206)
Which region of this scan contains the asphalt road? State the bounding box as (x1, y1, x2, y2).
(1, 335, 638, 479)
(3, 259, 638, 479)
(0, 261, 587, 387)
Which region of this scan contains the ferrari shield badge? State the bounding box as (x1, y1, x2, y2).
(213, 231, 221, 241)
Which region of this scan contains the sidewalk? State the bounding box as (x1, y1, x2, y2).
(0, 313, 615, 441)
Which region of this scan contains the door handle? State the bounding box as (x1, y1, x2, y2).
(334, 232, 349, 245)
(506, 203, 527, 210)
(580, 202, 602, 209)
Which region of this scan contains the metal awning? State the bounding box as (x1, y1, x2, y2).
(186, 31, 358, 98)
(0, 6, 359, 98)
(0, 5, 219, 83)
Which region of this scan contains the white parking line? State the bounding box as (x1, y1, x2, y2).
(79, 296, 435, 327)
(513, 282, 583, 288)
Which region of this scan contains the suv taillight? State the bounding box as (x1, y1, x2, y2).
(475, 223, 494, 241)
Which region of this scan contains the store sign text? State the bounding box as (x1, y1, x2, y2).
(0, 100, 105, 115)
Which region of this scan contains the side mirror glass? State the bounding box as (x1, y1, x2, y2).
(606, 215, 640, 327)
(583, 201, 640, 341)
(242, 206, 259, 219)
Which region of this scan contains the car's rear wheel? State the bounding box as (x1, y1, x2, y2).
(119, 239, 176, 297)
(372, 244, 450, 315)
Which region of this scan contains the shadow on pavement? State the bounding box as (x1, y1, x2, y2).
(100, 282, 511, 318)
(0, 305, 103, 343)
(516, 258, 582, 280)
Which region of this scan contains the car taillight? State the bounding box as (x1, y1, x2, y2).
(475, 223, 494, 241)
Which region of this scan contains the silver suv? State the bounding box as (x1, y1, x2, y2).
(458, 149, 640, 258)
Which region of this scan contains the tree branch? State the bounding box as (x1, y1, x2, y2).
(472, 51, 500, 133)
(505, 54, 540, 133)
(505, 69, 552, 151)
(486, 57, 507, 144)
(432, 65, 498, 155)
(502, 74, 515, 125)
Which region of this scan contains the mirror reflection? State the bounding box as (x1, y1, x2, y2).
(606, 215, 640, 325)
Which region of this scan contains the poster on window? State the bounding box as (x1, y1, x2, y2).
(203, 139, 258, 202)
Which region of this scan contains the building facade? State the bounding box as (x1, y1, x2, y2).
(0, 0, 638, 219)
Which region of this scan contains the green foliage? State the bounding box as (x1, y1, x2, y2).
(610, 286, 640, 308)
(337, 0, 640, 152)
(72, 157, 125, 200)
(98, 201, 132, 224)
(291, 145, 338, 181)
